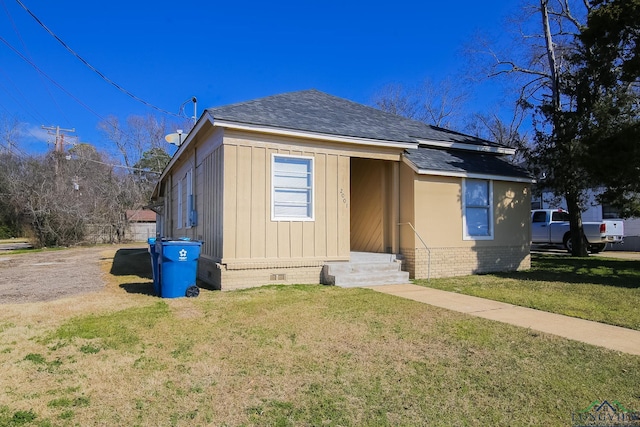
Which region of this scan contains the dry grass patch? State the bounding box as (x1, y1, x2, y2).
(0, 249, 639, 426)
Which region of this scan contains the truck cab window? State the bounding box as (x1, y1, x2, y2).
(551, 211, 570, 222)
(532, 211, 547, 223)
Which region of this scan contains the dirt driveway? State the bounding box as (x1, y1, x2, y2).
(0, 245, 146, 304)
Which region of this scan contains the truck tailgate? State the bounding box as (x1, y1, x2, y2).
(604, 220, 624, 240)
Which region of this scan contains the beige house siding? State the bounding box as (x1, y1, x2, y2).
(399, 164, 531, 279)
(160, 124, 530, 289)
(221, 131, 352, 266)
(351, 158, 401, 254)
(199, 142, 224, 260)
(177, 129, 367, 289)
(351, 158, 385, 252)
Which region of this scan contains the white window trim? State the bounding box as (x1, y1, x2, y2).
(462, 178, 494, 241)
(271, 153, 315, 222)
(186, 168, 194, 228)
(176, 177, 183, 230)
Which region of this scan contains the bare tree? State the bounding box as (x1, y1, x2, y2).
(372, 83, 420, 120)
(98, 113, 172, 168)
(0, 112, 176, 246)
(465, 104, 530, 164)
(372, 78, 468, 129)
(478, 0, 594, 255)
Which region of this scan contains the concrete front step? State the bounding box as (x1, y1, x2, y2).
(326, 262, 404, 274)
(322, 252, 410, 287)
(331, 271, 411, 287)
(349, 251, 400, 263)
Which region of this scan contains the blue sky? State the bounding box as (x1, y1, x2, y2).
(0, 0, 519, 156)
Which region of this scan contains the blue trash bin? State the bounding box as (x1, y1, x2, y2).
(147, 237, 160, 295)
(156, 240, 202, 298)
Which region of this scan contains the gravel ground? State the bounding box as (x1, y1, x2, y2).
(0, 246, 111, 304)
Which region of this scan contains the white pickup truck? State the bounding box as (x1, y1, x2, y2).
(531, 209, 624, 253)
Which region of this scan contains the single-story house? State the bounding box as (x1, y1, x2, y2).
(151, 90, 532, 290)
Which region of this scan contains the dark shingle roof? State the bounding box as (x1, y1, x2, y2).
(405, 146, 531, 179)
(207, 89, 500, 147)
(204, 89, 531, 181)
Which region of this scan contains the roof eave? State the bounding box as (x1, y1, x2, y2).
(415, 138, 516, 155)
(151, 111, 214, 200)
(212, 118, 418, 150)
(402, 157, 535, 183)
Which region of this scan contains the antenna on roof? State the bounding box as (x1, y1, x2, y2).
(179, 97, 197, 125)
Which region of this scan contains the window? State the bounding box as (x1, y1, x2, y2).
(602, 204, 621, 219)
(272, 154, 314, 221)
(186, 168, 196, 227)
(463, 179, 493, 240)
(176, 177, 183, 229)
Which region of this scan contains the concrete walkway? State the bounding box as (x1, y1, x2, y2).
(366, 284, 640, 356)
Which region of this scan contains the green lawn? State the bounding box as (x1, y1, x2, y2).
(1, 279, 639, 426)
(415, 253, 640, 330)
(1, 249, 639, 426)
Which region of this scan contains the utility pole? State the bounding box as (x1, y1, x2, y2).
(41, 125, 75, 191)
(41, 125, 76, 153)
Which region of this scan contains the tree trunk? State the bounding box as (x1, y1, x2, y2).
(542, 0, 589, 257)
(541, 0, 561, 110)
(565, 192, 589, 256)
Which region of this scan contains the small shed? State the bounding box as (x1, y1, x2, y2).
(125, 209, 157, 242)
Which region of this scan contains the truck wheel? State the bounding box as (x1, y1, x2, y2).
(589, 243, 606, 253)
(563, 232, 573, 252)
(564, 232, 589, 253)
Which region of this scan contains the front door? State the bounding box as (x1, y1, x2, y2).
(350, 158, 398, 253)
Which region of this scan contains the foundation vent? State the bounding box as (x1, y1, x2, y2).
(270, 273, 286, 281)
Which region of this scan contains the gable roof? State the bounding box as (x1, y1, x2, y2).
(206, 89, 507, 151)
(404, 146, 532, 182)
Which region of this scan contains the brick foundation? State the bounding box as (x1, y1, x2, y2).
(401, 246, 531, 279)
(198, 257, 324, 291)
(197, 247, 531, 290)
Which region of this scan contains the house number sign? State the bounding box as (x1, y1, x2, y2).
(340, 188, 348, 207)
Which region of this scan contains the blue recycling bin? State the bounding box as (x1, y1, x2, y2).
(156, 240, 202, 298)
(147, 238, 160, 295)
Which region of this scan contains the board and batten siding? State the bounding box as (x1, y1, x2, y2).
(350, 158, 385, 253)
(221, 133, 350, 266)
(164, 125, 224, 260)
(199, 144, 224, 260)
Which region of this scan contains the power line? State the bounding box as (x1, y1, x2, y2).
(0, 34, 177, 155)
(0, 34, 107, 122)
(15, 0, 183, 119)
(0, 76, 48, 124)
(70, 155, 162, 174)
(0, 136, 30, 159)
(2, 0, 71, 125)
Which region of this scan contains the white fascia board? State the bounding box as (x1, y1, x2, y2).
(213, 119, 418, 150)
(415, 138, 516, 155)
(155, 112, 213, 189)
(402, 157, 534, 184)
